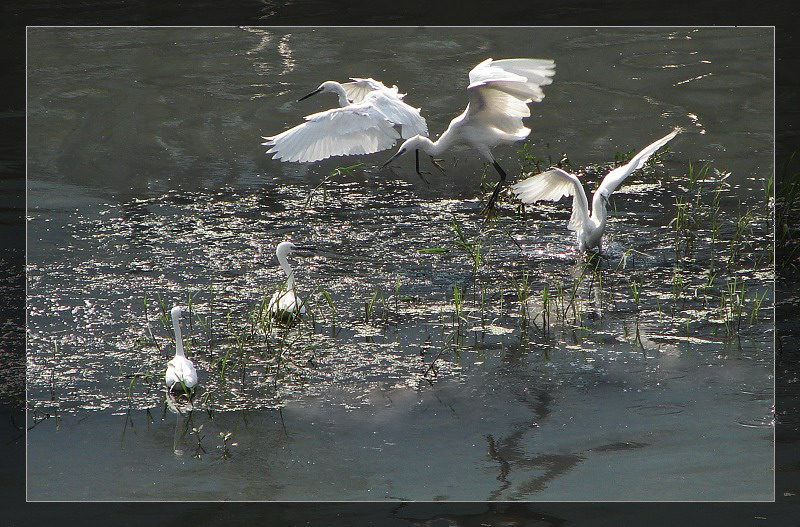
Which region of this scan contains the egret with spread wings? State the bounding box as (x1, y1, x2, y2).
(380, 58, 556, 214)
(262, 78, 427, 163)
(511, 127, 681, 252)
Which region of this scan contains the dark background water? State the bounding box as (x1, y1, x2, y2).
(3, 0, 800, 524)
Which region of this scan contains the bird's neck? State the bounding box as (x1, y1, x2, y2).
(330, 83, 350, 107)
(171, 311, 185, 358)
(278, 254, 295, 288)
(417, 135, 450, 157)
(590, 192, 608, 228)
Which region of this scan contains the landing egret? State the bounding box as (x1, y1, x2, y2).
(511, 127, 682, 252)
(268, 241, 315, 318)
(381, 58, 556, 213)
(262, 78, 427, 163)
(164, 306, 198, 393)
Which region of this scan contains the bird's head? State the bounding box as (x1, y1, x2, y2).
(275, 241, 317, 259)
(298, 81, 338, 102)
(171, 305, 189, 320)
(597, 188, 611, 208)
(380, 136, 425, 169)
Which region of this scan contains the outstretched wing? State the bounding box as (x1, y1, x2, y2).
(262, 102, 401, 163)
(367, 91, 428, 139)
(465, 58, 556, 139)
(598, 127, 682, 196)
(342, 77, 398, 103)
(511, 167, 590, 232)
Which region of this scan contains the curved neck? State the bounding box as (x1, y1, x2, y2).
(416, 135, 451, 157)
(171, 311, 185, 357)
(278, 253, 295, 288)
(330, 83, 350, 107)
(591, 192, 608, 228)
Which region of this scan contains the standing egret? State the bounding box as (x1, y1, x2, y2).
(380, 58, 556, 213)
(511, 127, 682, 252)
(268, 241, 315, 318)
(262, 78, 427, 163)
(164, 306, 198, 393)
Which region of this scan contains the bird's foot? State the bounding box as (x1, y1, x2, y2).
(480, 199, 499, 224)
(430, 157, 447, 175)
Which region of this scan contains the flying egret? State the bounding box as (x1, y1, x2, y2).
(380, 58, 556, 213)
(511, 127, 682, 252)
(164, 305, 198, 393)
(268, 241, 315, 318)
(262, 78, 427, 164)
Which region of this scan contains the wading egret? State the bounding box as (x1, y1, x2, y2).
(164, 306, 198, 392)
(262, 78, 427, 163)
(381, 58, 556, 213)
(268, 241, 315, 318)
(511, 127, 681, 252)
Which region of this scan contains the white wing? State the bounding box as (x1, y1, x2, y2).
(262, 101, 401, 163)
(465, 58, 556, 139)
(511, 167, 590, 232)
(341, 77, 398, 103)
(597, 127, 682, 196)
(367, 91, 428, 139)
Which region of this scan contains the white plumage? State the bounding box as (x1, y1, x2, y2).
(262, 78, 427, 163)
(268, 241, 307, 317)
(512, 127, 682, 252)
(164, 306, 198, 392)
(381, 58, 556, 213)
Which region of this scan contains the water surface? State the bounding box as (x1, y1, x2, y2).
(26, 26, 774, 500)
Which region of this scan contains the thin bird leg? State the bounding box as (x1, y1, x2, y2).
(482, 160, 507, 214)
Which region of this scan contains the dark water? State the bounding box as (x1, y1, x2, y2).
(26, 27, 773, 500)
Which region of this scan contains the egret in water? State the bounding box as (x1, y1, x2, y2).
(262, 78, 428, 163)
(381, 58, 556, 213)
(511, 127, 682, 253)
(164, 306, 198, 393)
(268, 241, 315, 318)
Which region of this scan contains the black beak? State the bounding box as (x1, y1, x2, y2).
(297, 87, 323, 102)
(380, 148, 406, 170)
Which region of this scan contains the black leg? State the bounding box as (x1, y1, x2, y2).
(414, 149, 431, 183)
(482, 160, 507, 215)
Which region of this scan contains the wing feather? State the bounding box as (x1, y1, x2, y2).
(465, 58, 555, 140)
(367, 91, 428, 138)
(262, 103, 401, 163)
(342, 78, 394, 102)
(511, 168, 590, 232)
(597, 127, 681, 196)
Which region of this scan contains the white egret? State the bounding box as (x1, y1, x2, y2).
(268, 241, 315, 318)
(381, 58, 556, 213)
(511, 127, 682, 252)
(164, 306, 198, 393)
(262, 78, 427, 163)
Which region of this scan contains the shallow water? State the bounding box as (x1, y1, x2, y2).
(26, 26, 774, 500)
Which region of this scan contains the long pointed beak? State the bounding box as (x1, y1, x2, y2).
(380, 148, 406, 169)
(297, 87, 323, 102)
